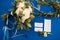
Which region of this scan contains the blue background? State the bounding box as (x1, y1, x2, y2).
(0, 0, 60, 40)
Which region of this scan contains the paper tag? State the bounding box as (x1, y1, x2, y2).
(34, 28, 43, 32)
(44, 19, 51, 32)
(35, 22, 43, 27)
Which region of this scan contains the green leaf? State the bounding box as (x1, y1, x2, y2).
(2, 13, 7, 21)
(20, 24, 24, 30)
(14, 21, 17, 25)
(25, 2, 30, 8)
(27, 19, 31, 22)
(9, 8, 14, 11)
(30, 15, 35, 19)
(19, 13, 25, 17)
(12, 2, 16, 6)
(26, 23, 31, 28)
(15, 0, 22, 2)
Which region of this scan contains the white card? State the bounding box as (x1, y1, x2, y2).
(34, 28, 43, 32)
(44, 19, 51, 32)
(35, 22, 43, 27)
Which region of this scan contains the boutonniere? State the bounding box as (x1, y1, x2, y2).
(2, 0, 34, 31)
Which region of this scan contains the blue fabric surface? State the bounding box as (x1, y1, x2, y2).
(0, 0, 60, 40)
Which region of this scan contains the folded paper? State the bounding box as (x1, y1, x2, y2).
(35, 22, 43, 27)
(44, 19, 51, 32)
(34, 28, 43, 32)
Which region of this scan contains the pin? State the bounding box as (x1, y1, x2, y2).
(44, 31, 47, 37)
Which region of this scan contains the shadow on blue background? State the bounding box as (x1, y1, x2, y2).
(0, 0, 60, 40)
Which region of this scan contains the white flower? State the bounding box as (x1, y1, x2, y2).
(17, 2, 25, 8)
(15, 1, 25, 15)
(15, 7, 23, 15)
(29, 6, 33, 13)
(15, 1, 33, 23)
(21, 6, 32, 23)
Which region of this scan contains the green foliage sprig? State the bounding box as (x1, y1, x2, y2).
(36, 0, 60, 17)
